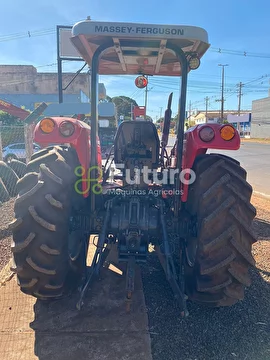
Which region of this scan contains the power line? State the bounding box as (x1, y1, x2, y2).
(0, 21, 81, 42)
(0, 62, 266, 90)
(150, 77, 269, 92)
(0, 60, 268, 112)
(149, 75, 270, 90)
(1, 25, 270, 60)
(0, 29, 56, 42)
(209, 47, 270, 59)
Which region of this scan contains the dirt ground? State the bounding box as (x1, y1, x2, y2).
(0, 198, 14, 271)
(142, 194, 270, 360)
(0, 194, 269, 360)
(241, 138, 270, 144)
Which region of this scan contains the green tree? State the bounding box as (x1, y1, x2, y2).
(99, 95, 112, 103)
(172, 113, 179, 122)
(111, 96, 138, 119)
(0, 111, 22, 126)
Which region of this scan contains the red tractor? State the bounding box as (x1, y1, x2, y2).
(10, 20, 256, 316)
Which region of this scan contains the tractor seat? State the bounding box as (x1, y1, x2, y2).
(114, 121, 160, 169)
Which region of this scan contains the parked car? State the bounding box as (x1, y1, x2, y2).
(2, 142, 41, 163)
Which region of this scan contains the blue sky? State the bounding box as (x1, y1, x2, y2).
(1, 0, 269, 119)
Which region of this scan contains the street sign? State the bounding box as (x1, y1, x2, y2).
(133, 106, 146, 117)
(58, 26, 82, 59)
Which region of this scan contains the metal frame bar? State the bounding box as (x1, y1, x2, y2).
(57, 25, 85, 103)
(113, 38, 127, 72)
(155, 39, 167, 74)
(165, 43, 188, 216)
(90, 40, 114, 213)
(88, 40, 188, 215)
(62, 62, 87, 91)
(78, 34, 94, 59)
(57, 26, 63, 103)
(59, 57, 85, 61)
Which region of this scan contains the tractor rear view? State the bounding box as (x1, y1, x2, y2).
(9, 20, 256, 316)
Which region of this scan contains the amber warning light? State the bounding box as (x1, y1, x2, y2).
(220, 125, 235, 141)
(40, 118, 55, 134)
(135, 75, 148, 89)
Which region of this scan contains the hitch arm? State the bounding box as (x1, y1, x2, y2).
(157, 200, 188, 316)
(76, 199, 113, 310)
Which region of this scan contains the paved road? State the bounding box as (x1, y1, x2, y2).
(167, 136, 270, 196)
(209, 142, 270, 197)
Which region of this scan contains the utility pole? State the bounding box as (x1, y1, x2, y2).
(189, 100, 192, 118)
(159, 106, 164, 131)
(130, 102, 133, 120)
(205, 96, 209, 123)
(159, 107, 163, 119)
(218, 64, 229, 122)
(144, 76, 148, 120)
(237, 82, 243, 132)
(237, 82, 243, 115)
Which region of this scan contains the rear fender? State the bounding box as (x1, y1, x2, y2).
(181, 124, 240, 201)
(34, 117, 102, 198)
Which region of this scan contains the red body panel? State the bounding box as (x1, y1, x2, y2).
(0, 98, 30, 120)
(34, 117, 102, 198)
(179, 124, 240, 202)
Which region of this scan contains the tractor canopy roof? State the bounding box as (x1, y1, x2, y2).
(71, 20, 210, 76)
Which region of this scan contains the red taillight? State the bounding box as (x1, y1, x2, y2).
(199, 126, 215, 142)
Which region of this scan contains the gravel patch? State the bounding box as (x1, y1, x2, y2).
(252, 195, 270, 278)
(252, 195, 270, 240)
(143, 265, 269, 360)
(142, 194, 270, 360)
(0, 199, 15, 271)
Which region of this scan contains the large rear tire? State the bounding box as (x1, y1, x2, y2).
(185, 154, 257, 306)
(0, 178, 10, 203)
(10, 146, 85, 300)
(8, 159, 27, 178)
(0, 161, 19, 197)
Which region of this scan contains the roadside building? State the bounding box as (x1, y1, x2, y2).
(0, 65, 106, 111)
(189, 110, 251, 136)
(251, 95, 270, 138)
